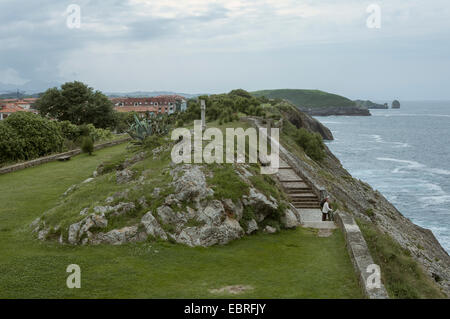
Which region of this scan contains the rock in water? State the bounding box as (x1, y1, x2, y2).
(392, 100, 401, 108)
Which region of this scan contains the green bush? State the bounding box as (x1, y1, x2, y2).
(58, 120, 81, 141)
(114, 112, 136, 133)
(82, 123, 112, 142)
(81, 136, 94, 155)
(180, 89, 266, 124)
(296, 128, 325, 161)
(143, 135, 164, 150)
(1, 112, 64, 163)
(0, 112, 113, 165)
(0, 122, 24, 164)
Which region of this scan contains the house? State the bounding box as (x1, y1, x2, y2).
(0, 103, 37, 120)
(111, 95, 187, 117)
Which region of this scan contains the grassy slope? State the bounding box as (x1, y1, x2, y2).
(251, 89, 356, 108)
(0, 133, 362, 298)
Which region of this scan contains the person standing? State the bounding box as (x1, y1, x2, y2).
(322, 196, 333, 221)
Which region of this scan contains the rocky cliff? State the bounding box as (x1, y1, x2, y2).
(298, 105, 371, 116)
(279, 133, 450, 296)
(277, 102, 334, 140)
(252, 89, 371, 116)
(354, 99, 389, 109)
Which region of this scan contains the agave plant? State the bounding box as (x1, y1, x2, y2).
(128, 114, 170, 144)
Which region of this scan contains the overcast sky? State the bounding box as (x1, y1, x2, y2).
(1, 0, 450, 100)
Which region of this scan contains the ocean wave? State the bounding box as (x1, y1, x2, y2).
(419, 195, 450, 206)
(421, 183, 445, 193)
(363, 134, 410, 148)
(372, 113, 450, 118)
(376, 157, 450, 175)
(319, 121, 346, 124)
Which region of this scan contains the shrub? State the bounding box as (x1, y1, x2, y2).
(176, 119, 184, 127)
(0, 122, 24, 164)
(58, 120, 81, 141)
(2, 112, 64, 162)
(81, 136, 94, 155)
(296, 128, 325, 161)
(78, 123, 112, 142)
(143, 135, 164, 150)
(114, 112, 136, 133)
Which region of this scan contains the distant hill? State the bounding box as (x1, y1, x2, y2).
(251, 89, 370, 116)
(251, 89, 356, 108)
(0, 92, 41, 99)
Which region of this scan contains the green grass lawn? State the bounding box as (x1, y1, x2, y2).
(0, 142, 363, 298)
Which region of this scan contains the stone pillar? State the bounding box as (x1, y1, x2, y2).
(200, 99, 206, 131)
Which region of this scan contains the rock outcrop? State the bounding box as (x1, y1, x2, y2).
(33, 163, 298, 247)
(299, 105, 371, 116)
(278, 103, 334, 140)
(354, 100, 388, 109)
(392, 100, 401, 108)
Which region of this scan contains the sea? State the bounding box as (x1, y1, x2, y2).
(314, 101, 450, 253)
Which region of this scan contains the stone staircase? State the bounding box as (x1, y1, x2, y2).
(277, 159, 336, 230)
(277, 161, 320, 209)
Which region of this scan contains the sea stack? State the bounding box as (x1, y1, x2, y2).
(392, 100, 401, 108)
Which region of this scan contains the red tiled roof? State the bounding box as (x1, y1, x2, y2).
(110, 95, 186, 106)
(114, 106, 169, 113)
(0, 103, 37, 114)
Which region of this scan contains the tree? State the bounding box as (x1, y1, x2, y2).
(36, 81, 116, 128)
(81, 136, 94, 155)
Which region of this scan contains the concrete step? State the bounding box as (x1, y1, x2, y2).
(292, 200, 319, 204)
(294, 205, 321, 209)
(278, 159, 291, 169)
(289, 193, 318, 198)
(302, 221, 337, 229)
(292, 200, 320, 204)
(292, 202, 320, 209)
(286, 187, 312, 194)
(282, 182, 310, 189)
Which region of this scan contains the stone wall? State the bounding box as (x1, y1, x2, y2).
(0, 137, 131, 175)
(334, 211, 389, 299)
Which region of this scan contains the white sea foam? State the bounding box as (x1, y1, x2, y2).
(363, 134, 410, 148)
(377, 157, 424, 173)
(420, 195, 450, 206)
(376, 157, 450, 176)
(421, 183, 445, 193)
(319, 121, 346, 124)
(373, 113, 450, 118)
